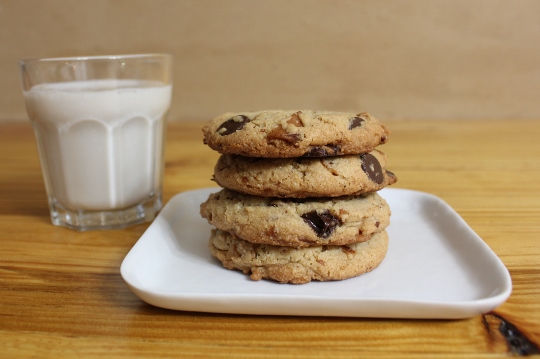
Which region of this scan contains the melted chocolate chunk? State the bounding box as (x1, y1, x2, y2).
(216, 115, 250, 136)
(328, 145, 341, 155)
(361, 153, 383, 184)
(267, 127, 301, 144)
(301, 210, 341, 238)
(348, 116, 365, 130)
(287, 111, 303, 127)
(303, 147, 327, 157)
(303, 145, 342, 157)
(341, 246, 356, 254)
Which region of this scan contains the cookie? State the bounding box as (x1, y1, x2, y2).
(202, 110, 389, 158)
(209, 229, 389, 284)
(213, 149, 397, 198)
(200, 189, 391, 247)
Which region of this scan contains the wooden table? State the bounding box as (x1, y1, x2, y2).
(1, 120, 539, 358)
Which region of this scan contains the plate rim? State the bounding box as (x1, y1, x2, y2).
(120, 187, 512, 319)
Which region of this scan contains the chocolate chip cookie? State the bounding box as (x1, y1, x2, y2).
(213, 149, 397, 198)
(202, 110, 389, 158)
(209, 229, 389, 284)
(200, 189, 391, 247)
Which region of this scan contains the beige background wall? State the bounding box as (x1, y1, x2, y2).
(1, 0, 539, 122)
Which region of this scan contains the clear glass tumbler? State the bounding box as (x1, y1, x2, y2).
(20, 54, 173, 231)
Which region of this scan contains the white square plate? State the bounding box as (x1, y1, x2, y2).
(120, 187, 512, 319)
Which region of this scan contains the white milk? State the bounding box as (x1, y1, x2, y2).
(24, 79, 172, 211)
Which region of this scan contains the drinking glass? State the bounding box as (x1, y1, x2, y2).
(20, 54, 172, 231)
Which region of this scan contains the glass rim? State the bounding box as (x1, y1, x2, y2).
(20, 53, 172, 65)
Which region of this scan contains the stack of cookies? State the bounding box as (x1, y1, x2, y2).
(200, 110, 397, 284)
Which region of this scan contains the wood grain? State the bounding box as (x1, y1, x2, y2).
(1, 120, 539, 358)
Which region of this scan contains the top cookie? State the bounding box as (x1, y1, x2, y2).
(202, 110, 389, 158)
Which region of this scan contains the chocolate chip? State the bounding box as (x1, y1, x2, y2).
(303, 145, 342, 157)
(216, 115, 250, 136)
(287, 111, 303, 127)
(341, 246, 356, 254)
(361, 153, 384, 184)
(301, 210, 341, 238)
(386, 170, 397, 181)
(289, 198, 310, 204)
(303, 147, 327, 157)
(267, 127, 301, 144)
(348, 116, 365, 130)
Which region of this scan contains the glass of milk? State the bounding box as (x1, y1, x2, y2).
(20, 54, 172, 231)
